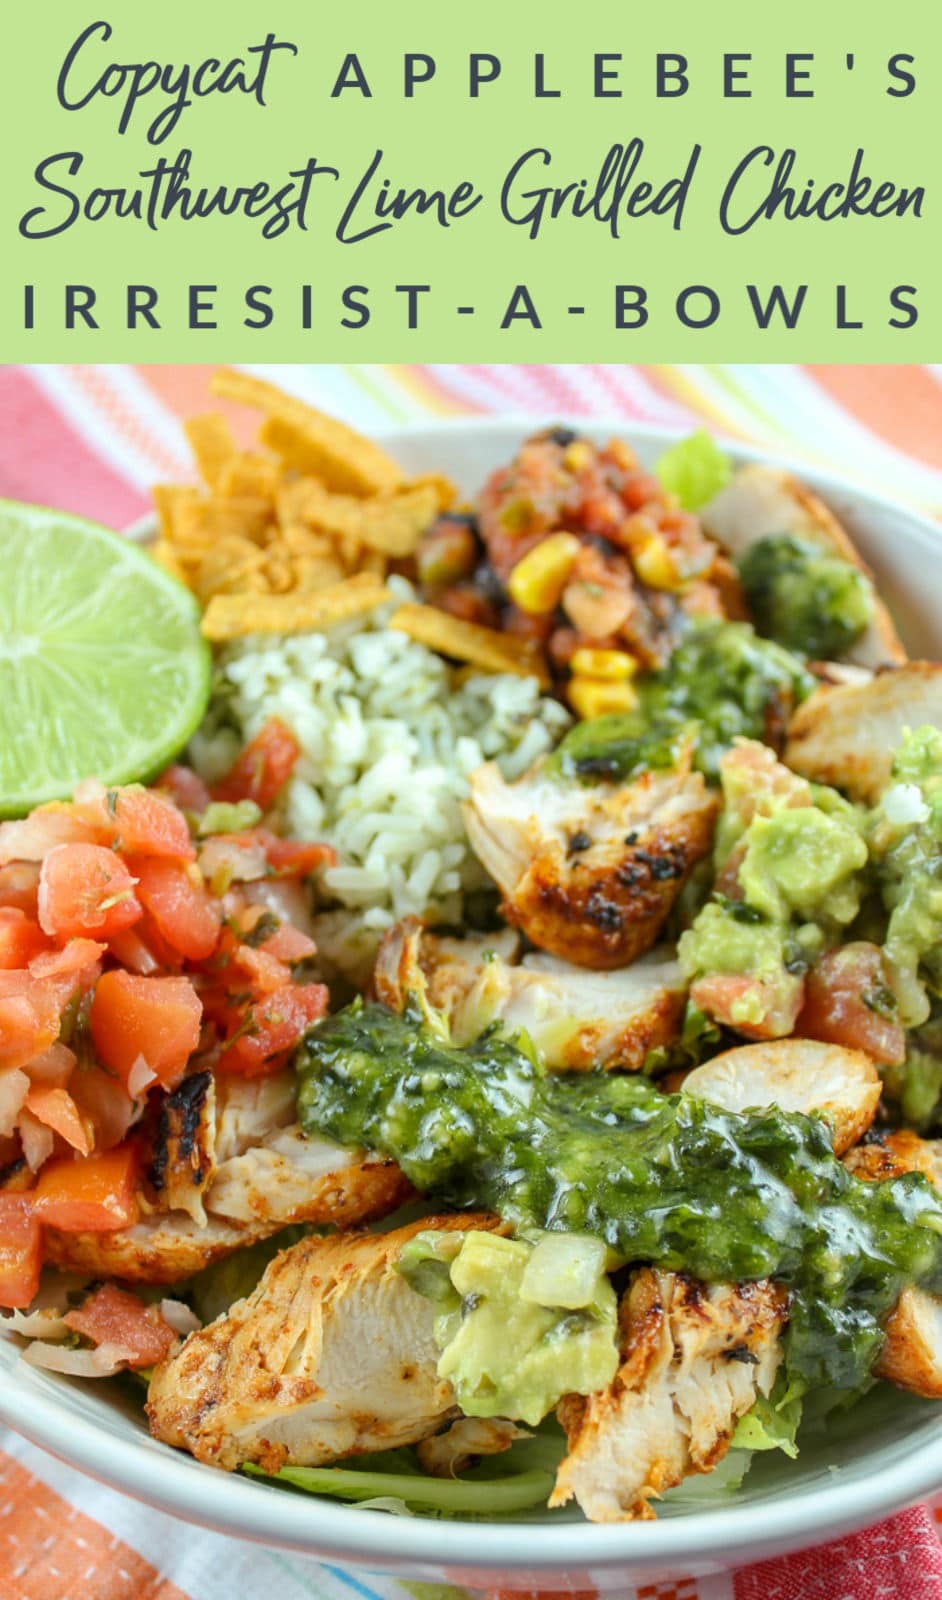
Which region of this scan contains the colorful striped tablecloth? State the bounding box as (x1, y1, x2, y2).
(2, 361, 942, 1600)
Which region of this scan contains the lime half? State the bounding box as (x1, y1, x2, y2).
(0, 501, 211, 817)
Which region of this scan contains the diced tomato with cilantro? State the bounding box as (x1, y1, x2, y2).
(215, 982, 329, 1077)
(0, 748, 331, 1294)
(38, 844, 142, 941)
(63, 1283, 176, 1367)
(796, 942, 906, 1066)
(213, 718, 301, 811)
(0, 1196, 42, 1308)
(130, 858, 221, 962)
(90, 971, 203, 1091)
(32, 1143, 139, 1233)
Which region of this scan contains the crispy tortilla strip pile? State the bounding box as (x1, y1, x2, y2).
(151, 369, 456, 642)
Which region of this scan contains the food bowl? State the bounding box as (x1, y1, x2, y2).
(3, 416, 942, 1590)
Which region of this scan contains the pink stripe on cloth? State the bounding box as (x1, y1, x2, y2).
(733, 1504, 942, 1600)
(0, 367, 147, 529)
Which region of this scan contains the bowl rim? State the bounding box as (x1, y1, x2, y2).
(5, 410, 942, 1574)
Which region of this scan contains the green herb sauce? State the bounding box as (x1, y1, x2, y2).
(551, 622, 813, 784)
(295, 1002, 942, 1400)
(736, 534, 874, 661)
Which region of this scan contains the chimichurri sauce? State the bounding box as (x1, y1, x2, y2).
(295, 1001, 942, 1399)
(551, 622, 814, 784)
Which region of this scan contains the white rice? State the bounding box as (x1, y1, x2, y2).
(190, 581, 570, 979)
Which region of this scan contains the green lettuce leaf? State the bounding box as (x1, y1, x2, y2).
(655, 431, 731, 511)
(732, 1385, 803, 1459)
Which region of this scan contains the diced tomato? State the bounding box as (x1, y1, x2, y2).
(0, 975, 61, 1071)
(131, 858, 221, 962)
(260, 834, 336, 879)
(156, 764, 212, 816)
(38, 845, 142, 941)
(232, 944, 293, 994)
(0, 908, 51, 969)
(64, 1283, 176, 1367)
(29, 939, 105, 1009)
(90, 971, 203, 1090)
(111, 786, 196, 862)
(213, 718, 301, 811)
(690, 971, 805, 1042)
(0, 1196, 42, 1309)
(796, 943, 906, 1066)
(32, 1143, 139, 1233)
(23, 1084, 90, 1155)
(255, 919, 316, 964)
(0, 863, 41, 916)
(217, 982, 329, 1076)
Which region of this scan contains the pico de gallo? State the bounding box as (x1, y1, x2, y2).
(0, 717, 332, 1315)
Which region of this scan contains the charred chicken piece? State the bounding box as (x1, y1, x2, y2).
(463, 755, 717, 969)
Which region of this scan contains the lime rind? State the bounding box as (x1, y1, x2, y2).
(0, 500, 211, 817)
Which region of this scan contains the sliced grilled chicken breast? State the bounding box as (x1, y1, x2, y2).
(846, 1129, 942, 1398)
(551, 1268, 785, 1521)
(463, 757, 717, 970)
(45, 1072, 409, 1283)
(784, 663, 942, 803)
(374, 917, 685, 1071)
(684, 1039, 880, 1155)
(147, 1214, 500, 1470)
(701, 463, 905, 669)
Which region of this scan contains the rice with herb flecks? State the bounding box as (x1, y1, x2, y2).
(189, 581, 570, 979)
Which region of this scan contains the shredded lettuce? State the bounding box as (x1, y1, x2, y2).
(655, 431, 731, 511)
(242, 1425, 564, 1519)
(732, 1384, 803, 1459)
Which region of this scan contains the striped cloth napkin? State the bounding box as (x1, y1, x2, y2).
(2, 360, 942, 1600)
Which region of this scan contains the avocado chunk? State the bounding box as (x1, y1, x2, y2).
(398, 1230, 619, 1428)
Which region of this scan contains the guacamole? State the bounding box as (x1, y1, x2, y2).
(552, 621, 813, 784)
(737, 534, 874, 660)
(295, 999, 942, 1399)
(678, 748, 868, 1037)
(870, 727, 942, 1027)
(397, 1230, 619, 1426)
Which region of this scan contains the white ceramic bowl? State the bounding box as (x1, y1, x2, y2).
(4, 417, 942, 1590)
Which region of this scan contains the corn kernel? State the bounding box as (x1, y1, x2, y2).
(568, 676, 640, 721)
(570, 648, 637, 682)
(562, 440, 593, 473)
(633, 532, 681, 592)
(507, 532, 581, 615)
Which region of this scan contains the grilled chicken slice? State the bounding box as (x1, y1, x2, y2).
(375, 917, 685, 1071)
(845, 1130, 942, 1398)
(463, 757, 717, 970)
(784, 664, 942, 803)
(701, 463, 905, 669)
(147, 1214, 500, 1470)
(551, 1268, 785, 1521)
(416, 1416, 527, 1477)
(684, 1039, 880, 1155)
(45, 1072, 409, 1283)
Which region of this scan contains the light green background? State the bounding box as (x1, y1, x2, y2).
(2, 0, 936, 360)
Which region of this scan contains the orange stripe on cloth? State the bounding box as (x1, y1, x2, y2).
(0, 1449, 191, 1600)
(806, 366, 942, 474)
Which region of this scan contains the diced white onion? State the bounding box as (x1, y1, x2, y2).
(1, 1308, 70, 1340)
(127, 1056, 158, 1097)
(883, 783, 929, 827)
(159, 1299, 201, 1336)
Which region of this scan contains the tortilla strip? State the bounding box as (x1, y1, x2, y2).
(201, 573, 392, 641)
(390, 602, 551, 687)
(209, 368, 403, 496)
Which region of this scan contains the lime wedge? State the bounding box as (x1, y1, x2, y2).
(0, 501, 211, 817)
